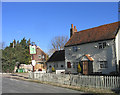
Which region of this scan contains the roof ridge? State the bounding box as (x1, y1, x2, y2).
(77, 21, 119, 33)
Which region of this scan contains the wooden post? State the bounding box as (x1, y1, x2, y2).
(32, 55, 35, 72)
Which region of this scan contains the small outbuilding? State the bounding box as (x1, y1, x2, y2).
(47, 50, 65, 73)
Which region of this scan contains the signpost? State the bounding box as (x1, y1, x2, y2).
(29, 44, 37, 72)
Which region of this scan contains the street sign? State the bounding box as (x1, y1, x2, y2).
(29, 45, 36, 55)
(32, 60, 36, 66)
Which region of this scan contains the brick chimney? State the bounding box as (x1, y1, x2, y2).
(70, 24, 77, 37)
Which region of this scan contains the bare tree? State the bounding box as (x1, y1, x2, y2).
(48, 36, 68, 56)
(0, 42, 5, 49)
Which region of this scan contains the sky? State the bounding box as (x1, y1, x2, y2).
(2, 2, 118, 53)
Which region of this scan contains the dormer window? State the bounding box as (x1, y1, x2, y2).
(73, 46, 78, 52)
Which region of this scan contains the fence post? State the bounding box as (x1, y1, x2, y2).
(114, 76, 116, 88)
(104, 76, 106, 89)
(106, 76, 109, 88)
(113, 76, 115, 89)
(32, 72, 34, 80)
(96, 76, 97, 88)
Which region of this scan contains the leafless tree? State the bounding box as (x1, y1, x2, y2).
(48, 36, 68, 56)
(0, 42, 5, 49)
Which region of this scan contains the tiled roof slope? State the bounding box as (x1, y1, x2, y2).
(65, 21, 120, 47)
(47, 50, 65, 62)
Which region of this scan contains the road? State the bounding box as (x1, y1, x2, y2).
(2, 77, 83, 93)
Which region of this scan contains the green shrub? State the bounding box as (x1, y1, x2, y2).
(52, 67, 55, 72)
(77, 63, 81, 73)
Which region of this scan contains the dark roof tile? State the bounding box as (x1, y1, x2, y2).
(47, 50, 65, 62)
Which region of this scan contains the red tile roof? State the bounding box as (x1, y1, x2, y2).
(65, 21, 120, 47)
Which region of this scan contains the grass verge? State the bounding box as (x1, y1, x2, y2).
(22, 78, 118, 94)
(9, 74, 119, 94)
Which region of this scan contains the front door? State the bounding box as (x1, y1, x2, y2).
(83, 61, 88, 75)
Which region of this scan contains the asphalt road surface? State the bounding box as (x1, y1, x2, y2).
(2, 77, 83, 93)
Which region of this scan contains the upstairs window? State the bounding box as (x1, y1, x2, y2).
(38, 55, 41, 59)
(67, 62, 71, 68)
(73, 46, 78, 52)
(103, 42, 107, 48)
(99, 43, 102, 49)
(99, 42, 107, 49)
(42, 55, 45, 59)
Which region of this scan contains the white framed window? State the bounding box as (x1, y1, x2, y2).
(73, 46, 78, 52)
(42, 55, 45, 59)
(38, 55, 41, 59)
(99, 43, 102, 49)
(98, 42, 107, 49)
(73, 62, 76, 68)
(67, 62, 71, 68)
(99, 61, 108, 68)
(61, 65, 64, 68)
(103, 42, 107, 48)
(57, 64, 58, 68)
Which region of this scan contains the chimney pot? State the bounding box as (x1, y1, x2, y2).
(71, 24, 73, 28)
(74, 26, 76, 29)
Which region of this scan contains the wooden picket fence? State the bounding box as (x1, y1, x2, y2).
(70, 75, 120, 89)
(29, 72, 120, 89)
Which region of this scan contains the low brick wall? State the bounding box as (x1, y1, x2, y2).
(29, 72, 120, 89)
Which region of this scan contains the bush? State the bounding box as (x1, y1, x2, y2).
(52, 67, 55, 72)
(77, 63, 81, 73)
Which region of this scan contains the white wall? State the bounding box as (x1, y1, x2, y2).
(47, 61, 65, 73)
(115, 29, 120, 72)
(65, 40, 116, 74)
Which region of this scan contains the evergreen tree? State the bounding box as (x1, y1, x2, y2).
(2, 38, 32, 73)
(20, 37, 27, 49)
